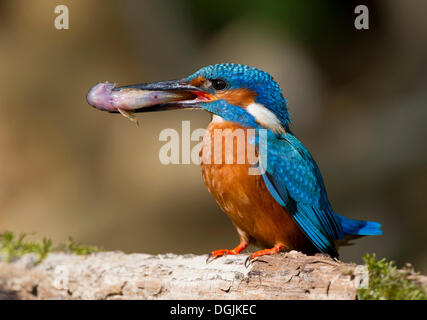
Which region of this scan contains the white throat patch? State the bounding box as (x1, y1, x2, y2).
(246, 102, 284, 134)
(211, 114, 225, 123)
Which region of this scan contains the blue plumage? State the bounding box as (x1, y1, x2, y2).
(256, 130, 343, 256)
(88, 62, 382, 262)
(190, 63, 382, 257)
(187, 63, 291, 129)
(336, 214, 383, 236)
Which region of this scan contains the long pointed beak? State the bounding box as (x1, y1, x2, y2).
(86, 79, 214, 114)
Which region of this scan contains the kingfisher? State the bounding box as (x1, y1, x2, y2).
(87, 63, 382, 265)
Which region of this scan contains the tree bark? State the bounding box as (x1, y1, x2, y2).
(0, 250, 424, 300)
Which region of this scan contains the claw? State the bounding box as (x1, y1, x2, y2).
(245, 243, 285, 267)
(244, 255, 254, 268)
(206, 249, 229, 264)
(206, 242, 248, 263)
(206, 242, 248, 264)
(206, 252, 220, 264)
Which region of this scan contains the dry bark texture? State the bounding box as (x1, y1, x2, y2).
(0, 250, 422, 300)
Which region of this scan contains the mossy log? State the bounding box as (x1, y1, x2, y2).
(0, 250, 425, 300)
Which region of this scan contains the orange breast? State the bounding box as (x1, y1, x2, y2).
(200, 120, 314, 251)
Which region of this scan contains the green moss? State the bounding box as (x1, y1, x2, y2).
(0, 231, 52, 264)
(0, 231, 101, 264)
(61, 236, 101, 256)
(357, 253, 427, 300)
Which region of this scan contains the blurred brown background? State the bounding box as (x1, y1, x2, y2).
(1, 0, 426, 271)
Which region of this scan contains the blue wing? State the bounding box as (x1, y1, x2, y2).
(258, 131, 344, 257)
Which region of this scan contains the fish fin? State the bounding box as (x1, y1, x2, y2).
(118, 108, 139, 127)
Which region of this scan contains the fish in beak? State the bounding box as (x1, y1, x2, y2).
(86, 79, 215, 125)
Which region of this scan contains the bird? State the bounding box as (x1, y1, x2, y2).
(87, 63, 382, 265)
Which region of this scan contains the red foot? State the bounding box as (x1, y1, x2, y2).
(206, 242, 248, 263)
(245, 243, 285, 267)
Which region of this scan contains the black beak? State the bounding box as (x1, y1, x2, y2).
(87, 79, 214, 114)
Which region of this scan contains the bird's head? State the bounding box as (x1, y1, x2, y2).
(87, 63, 290, 133)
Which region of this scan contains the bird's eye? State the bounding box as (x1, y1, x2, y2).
(210, 78, 227, 91)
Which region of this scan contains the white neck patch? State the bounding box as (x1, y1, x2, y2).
(246, 102, 284, 134)
(211, 114, 225, 123)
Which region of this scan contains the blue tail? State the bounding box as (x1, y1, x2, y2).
(335, 214, 382, 236)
